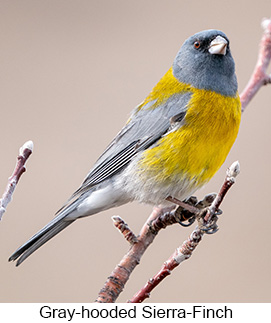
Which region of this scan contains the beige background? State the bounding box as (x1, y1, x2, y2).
(0, 0, 271, 303)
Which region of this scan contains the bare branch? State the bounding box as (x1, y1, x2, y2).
(112, 216, 138, 244)
(240, 18, 271, 111)
(128, 162, 240, 303)
(96, 194, 219, 303)
(0, 141, 33, 221)
(128, 228, 203, 303)
(95, 206, 176, 303)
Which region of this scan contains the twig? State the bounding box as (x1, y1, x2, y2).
(96, 196, 217, 303)
(240, 18, 271, 111)
(166, 196, 200, 214)
(128, 161, 240, 303)
(129, 229, 203, 303)
(95, 206, 176, 303)
(112, 216, 138, 244)
(0, 141, 33, 221)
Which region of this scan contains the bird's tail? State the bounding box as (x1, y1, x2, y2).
(9, 214, 75, 266)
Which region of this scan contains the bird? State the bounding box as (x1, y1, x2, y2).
(9, 29, 241, 266)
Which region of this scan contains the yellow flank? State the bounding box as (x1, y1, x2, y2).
(138, 68, 241, 187)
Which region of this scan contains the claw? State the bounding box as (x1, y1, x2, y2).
(197, 209, 219, 234)
(179, 215, 196, 227)
(175, 204, 197, 227)
(200, 222, 219, 234)
(168, 196, 199, 228)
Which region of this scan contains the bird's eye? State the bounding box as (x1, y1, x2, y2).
(194, 41, 200, 49)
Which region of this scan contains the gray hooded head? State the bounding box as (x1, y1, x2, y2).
(173, 29, 238, 97)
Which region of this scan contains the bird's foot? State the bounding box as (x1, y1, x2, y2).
(170, 193, 219, 229)
(196, 207, 222, 234)
(174, 196, 197, 227)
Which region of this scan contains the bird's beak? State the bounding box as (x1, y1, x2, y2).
(208, 35, 227, 55)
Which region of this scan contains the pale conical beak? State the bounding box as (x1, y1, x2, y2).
(208, 35, 228, 55)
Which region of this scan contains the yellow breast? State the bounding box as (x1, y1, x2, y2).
(138, 69, 241, 188)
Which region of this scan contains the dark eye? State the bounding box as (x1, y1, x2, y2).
(194, 41, 200, 49)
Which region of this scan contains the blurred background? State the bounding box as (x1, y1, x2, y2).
(0, 0, 271, 303)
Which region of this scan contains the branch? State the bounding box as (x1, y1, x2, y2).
(96, 18, 271, 303)
(128, 161, 240, 303)
(95, 194, 217, 303)
(112, 216, 138, 244)
(240, 18, 271, 111)
(95, 206, 176, 303)
(0, 141, 33, 221)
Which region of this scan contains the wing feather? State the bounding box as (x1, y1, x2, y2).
(56, 92, 191, 214)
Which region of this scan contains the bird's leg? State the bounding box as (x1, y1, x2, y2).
(166, 196, 199, 227)
(166, 193, 219, 229)
(195, 192, 222, 234)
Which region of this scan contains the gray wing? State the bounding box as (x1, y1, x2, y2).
(57, 92, 191, 213)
